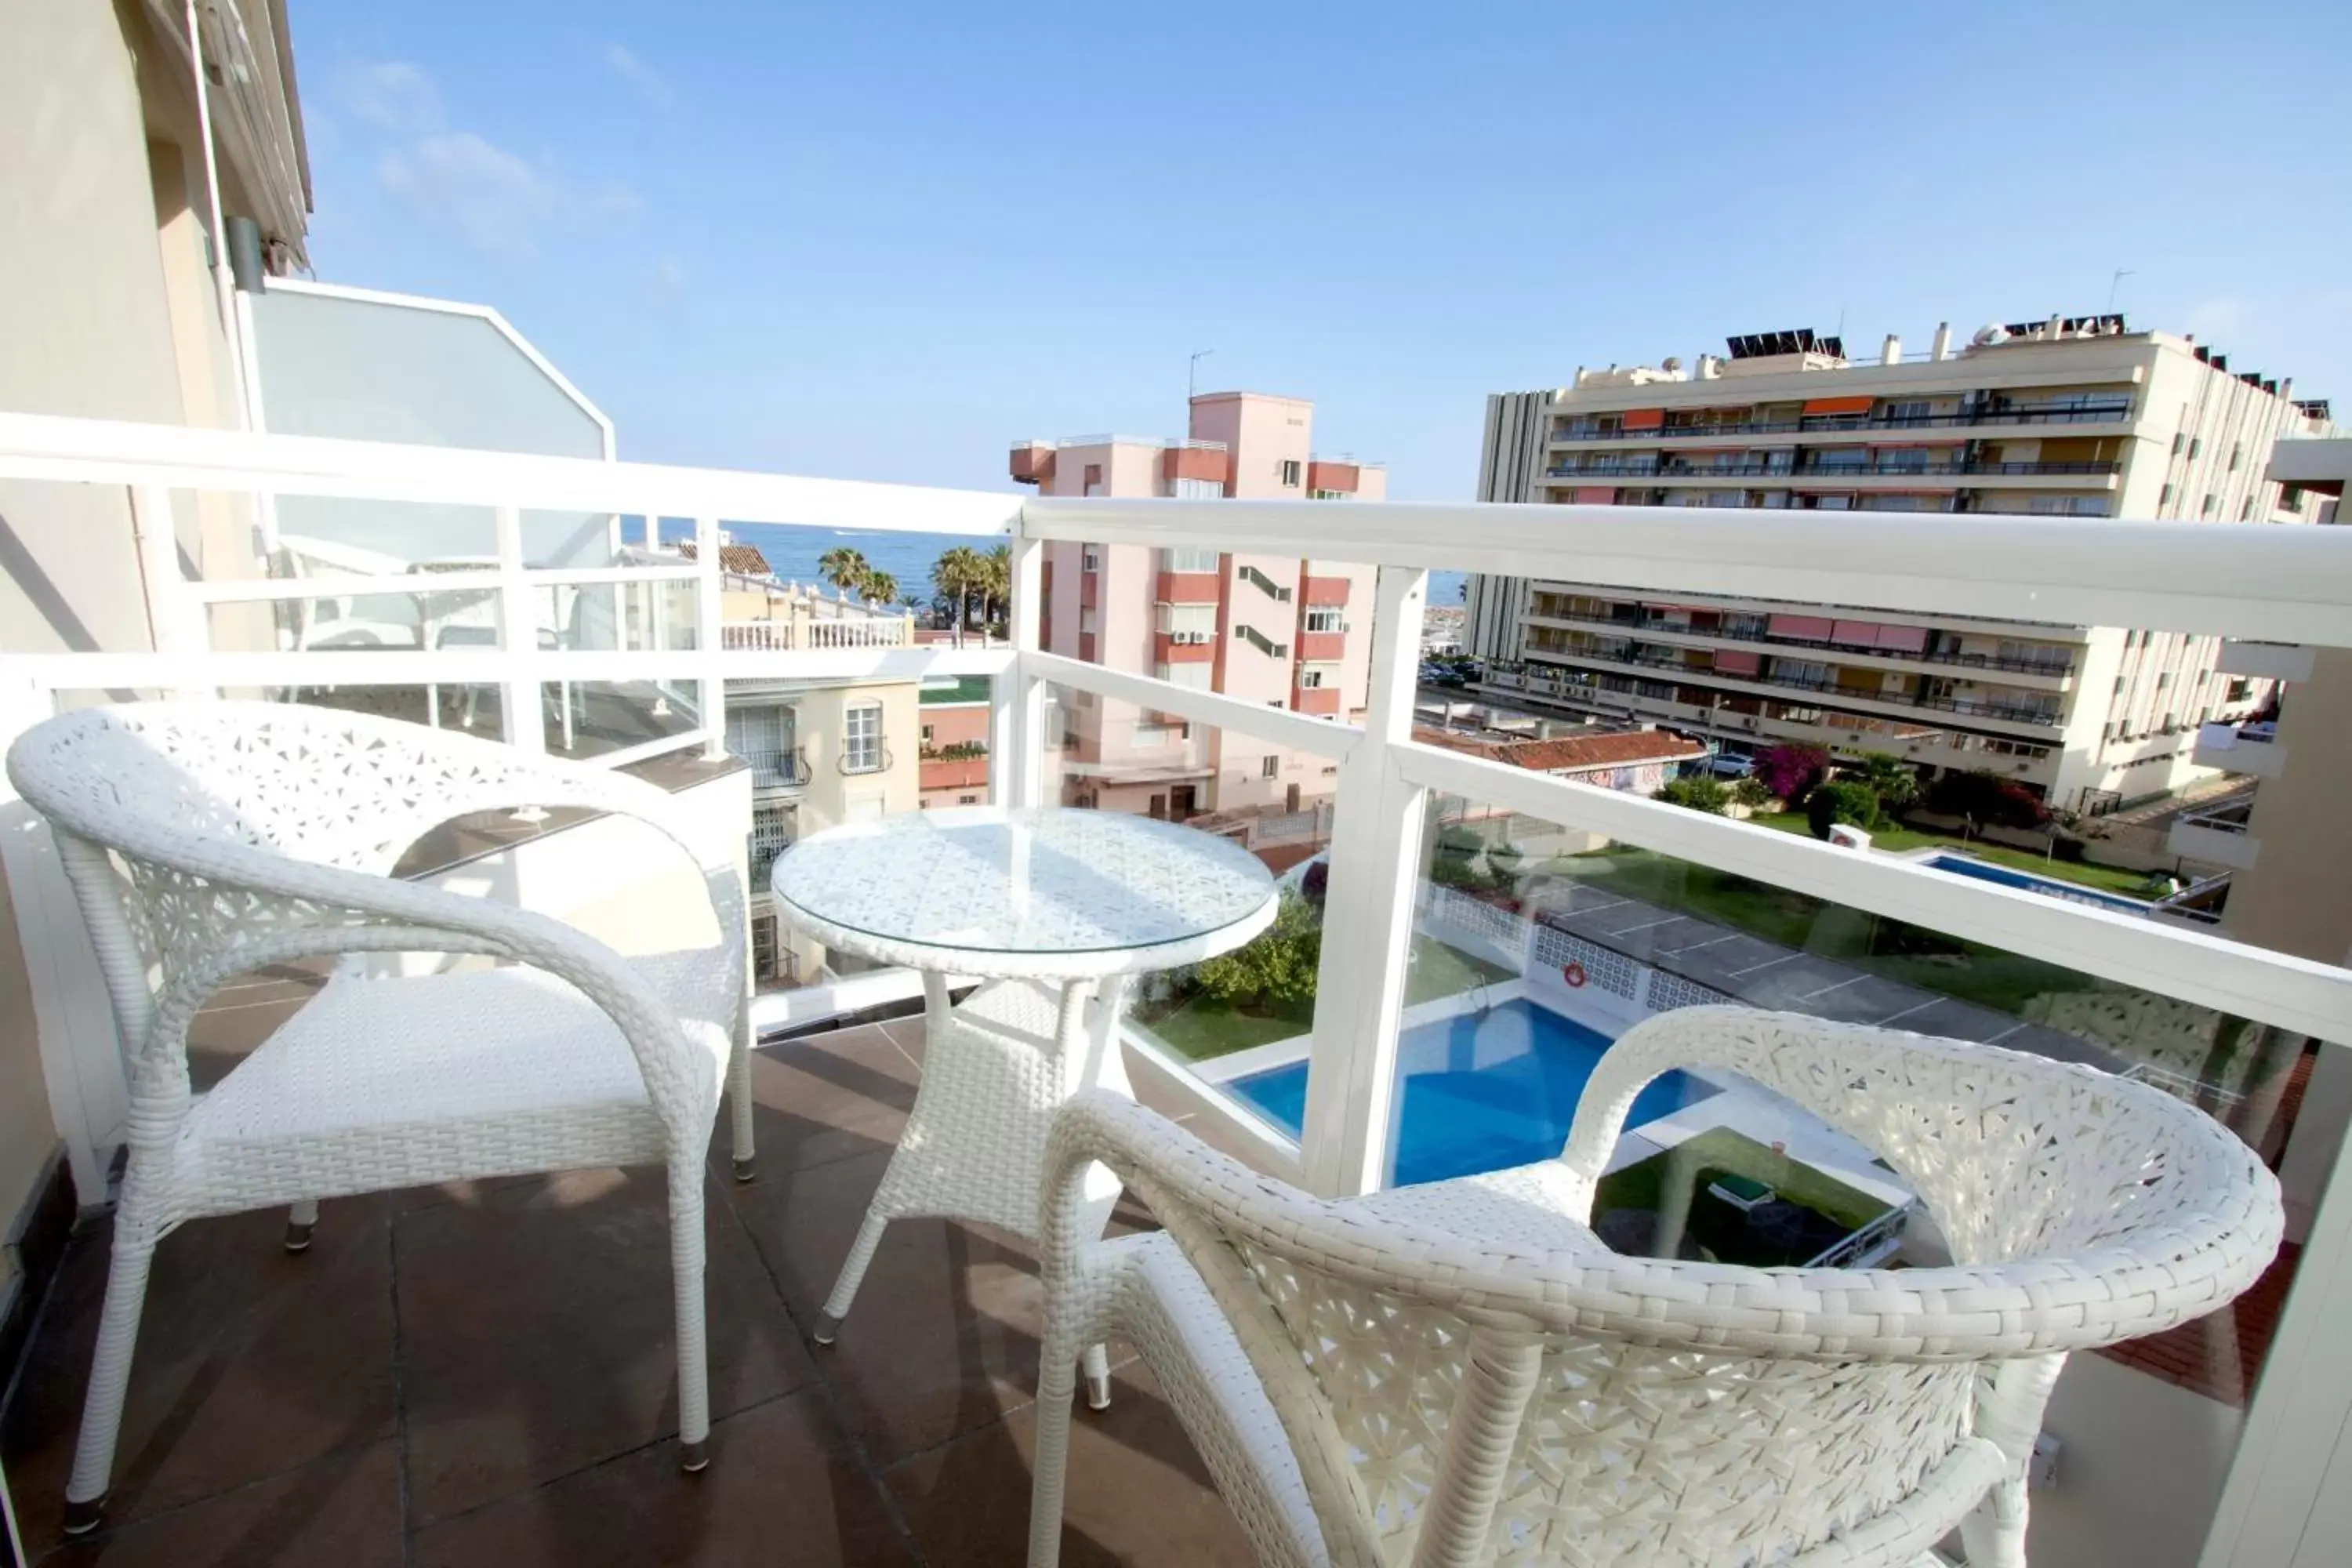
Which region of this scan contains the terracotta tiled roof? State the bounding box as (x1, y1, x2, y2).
(676, 540, 774, 577)
(1411, 725, 1708, 775)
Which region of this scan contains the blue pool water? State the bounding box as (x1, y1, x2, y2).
(1229, 999, 1713, 1187)
(1922, 853, 2151, 916)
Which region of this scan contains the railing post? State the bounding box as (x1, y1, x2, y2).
(695, 515, 725, 760)
(996, 524, 1045, 809)
(493, 505, 545, 754)
(130, 485, 206, 677)
(1298, 566, 1428, 1197)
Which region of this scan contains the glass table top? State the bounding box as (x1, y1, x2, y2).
(771, 806, 1276, 956)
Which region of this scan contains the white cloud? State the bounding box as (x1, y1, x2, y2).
(341, 60, 442, 134)
(342, 60, 639, 261)
(602, 43, 675, 110)
(377, 132, 638, 261)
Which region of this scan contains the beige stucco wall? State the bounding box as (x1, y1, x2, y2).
(2224, 647, 2352, 967)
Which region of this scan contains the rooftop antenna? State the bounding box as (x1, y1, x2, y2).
(2108, 269, 2136, 311)
(1189, 348, 1215, 401)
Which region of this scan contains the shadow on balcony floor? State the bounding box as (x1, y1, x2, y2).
(0, 1019, 1258, 1566)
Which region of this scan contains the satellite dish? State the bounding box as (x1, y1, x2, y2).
(1661, 356, 1683, 372)
(1972, 324, 2010, 347)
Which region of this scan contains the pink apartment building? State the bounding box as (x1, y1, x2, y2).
(1010, 391, 1385, 819)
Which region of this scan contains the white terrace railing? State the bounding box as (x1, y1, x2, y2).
(4, 409, 2352, 1566)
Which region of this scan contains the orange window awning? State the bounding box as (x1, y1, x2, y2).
(1802, 395, 1875, 416)
(1621, 408, 1665, 430)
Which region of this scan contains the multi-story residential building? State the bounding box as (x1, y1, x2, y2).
(1464, 320, 2336, 811)
(917, 675, 993, 810)
(1010, 392, 1383, 819)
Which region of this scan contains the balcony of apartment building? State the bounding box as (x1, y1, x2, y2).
(1303, 459, 1360, 497)
(2171, 798, 2263, 870)
(2196, 719, 2289, 781)
(1546, 394, 2139, 448)
(1299, 561, 1352, 607)
(2216, 638, 2317, 684)
(1520, 598, 2078, 690)
(6, 411, 2352, 1568)
(1544, 454, 2120, 488)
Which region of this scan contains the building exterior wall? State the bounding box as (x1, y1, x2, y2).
(1468, 328, 2331, 810)
(1014, 394, 1381, 821)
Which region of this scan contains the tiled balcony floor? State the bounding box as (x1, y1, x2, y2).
(0, 1018, 1258, 1566)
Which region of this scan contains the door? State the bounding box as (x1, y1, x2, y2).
(1171, 786, 1198, 819)
(1285, 782, 1301, 813)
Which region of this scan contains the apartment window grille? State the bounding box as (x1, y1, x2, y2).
(1279, 459, 1302, 487)
(843, 703, 884, 773)
(725, 704, 798, 789)
(1160, 547, 1220, 573)
(748, 803, 796, 888)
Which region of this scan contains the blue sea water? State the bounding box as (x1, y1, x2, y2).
(1229, 997, 1711, 1187)
(655, 519, 1467, 612)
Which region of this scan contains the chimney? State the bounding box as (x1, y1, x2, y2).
(1930, 322, 1953, 361)
(1881, 333, 1901, 365)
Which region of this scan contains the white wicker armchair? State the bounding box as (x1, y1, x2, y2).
(6, 702, 753, 1534)
(1028, 1007, 2284, 1568)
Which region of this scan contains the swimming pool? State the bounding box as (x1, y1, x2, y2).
(1921, 852, 2152, 915)
(1226, 998, 1713, 1187)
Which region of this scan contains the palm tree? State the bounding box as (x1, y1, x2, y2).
(859, 569, 898, 608)
(980, 543, 1011, 635)
(933, 546, 982, 646)
(817, 546, 870, 597)
(1853, 751, 1920, 814)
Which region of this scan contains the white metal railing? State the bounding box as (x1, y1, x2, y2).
(722, 617, 913, 653)
(5, 410, 2352, 1564)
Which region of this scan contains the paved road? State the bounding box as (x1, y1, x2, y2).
(1528, 879, 2128, 1073)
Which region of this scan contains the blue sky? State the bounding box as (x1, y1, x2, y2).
(296, 0, 2352, 499)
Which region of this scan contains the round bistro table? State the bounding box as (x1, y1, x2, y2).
(770, 805, 1276, 1397)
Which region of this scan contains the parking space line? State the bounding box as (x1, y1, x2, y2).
(1873, 998, 1941, 1029)
(1795, 974, 1870, 1003)
(1728, 953, 1803, 978)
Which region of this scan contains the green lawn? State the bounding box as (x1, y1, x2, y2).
(1594, 1127, 1893, 1267)
(1543, 844, 2109, 1017)
(1134, 935, 1512, 1062)
(1744, 812, 2161, 898)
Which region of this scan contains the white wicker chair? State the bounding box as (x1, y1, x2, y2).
(1028, 1007, 2284, 1568)
(6, 701, 754, 1534)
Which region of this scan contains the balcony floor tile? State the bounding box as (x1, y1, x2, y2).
(0, 1017, 1252, 1566)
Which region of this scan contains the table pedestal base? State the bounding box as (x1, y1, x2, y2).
(815, 973, 1131, 1381)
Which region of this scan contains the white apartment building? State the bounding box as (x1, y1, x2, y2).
(1464, 319, 2335, 811)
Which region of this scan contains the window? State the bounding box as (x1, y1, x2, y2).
(1303, 607, 1346, 633)
(1082, 462, 1103, 496)
(2230, 443, 2243, 471)
(2159, 483, 2176, 507)
(2281, 484, 2306, 512)
(2239, 496, 2255, 521)
(2189, 437, 2203, 460)
(1171, 477, 1221, 500)
(1279, 459, 1302, 487)
(920, 723, 935, 745)
(748, 803, 795, 887)
(1081, 548, 1101, 572)
(959, 794, 979, 804)
(2201, 493, 2220, 517)
(1261, 756, 1279, 780)
(1153, 661, 1213, 690)
(1298, 662, 1342, 688)
(2171, 433, 2186, 456)
(843, 703, 883, 772)
(1881, 400, 1932, 423)
(2027, 496, 2107, 516)
(1160, 546, 1220, 573)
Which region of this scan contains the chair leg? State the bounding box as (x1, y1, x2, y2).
(284, 1199, 318, 1253)
(64, 1209, 163, 1534)
(669, 1158, 711, 1474)
(728, 1010, 757, 1183)
(815, 1207, 891, 1345)
(1080, 1341, 1112, 1411)
(1028, 1318, 1084, 1568)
